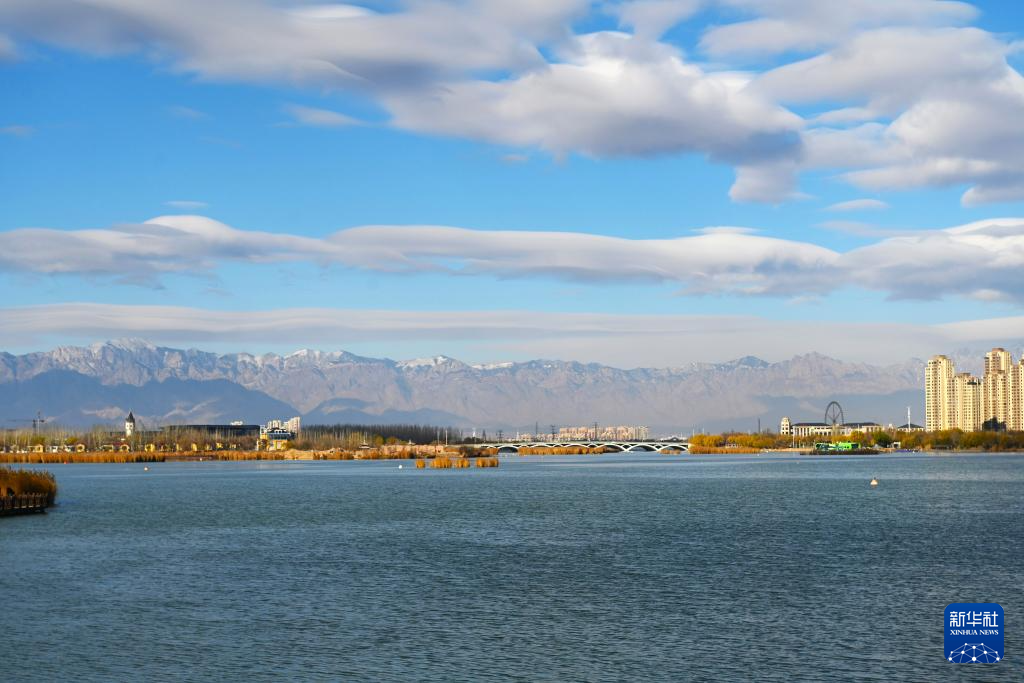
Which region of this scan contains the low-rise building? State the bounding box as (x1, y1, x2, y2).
(782, 415, 889, 438)
(789, 422, 834, 438)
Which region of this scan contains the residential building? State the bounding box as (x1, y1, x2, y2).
(926, 348, 1024, 432)
(266, 416, 302, 434)
(556, 425, 649, 440)
(925, 355, 956, 432)
(953, 372, 982, 432)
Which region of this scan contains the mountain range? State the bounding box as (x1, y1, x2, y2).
(0, 340, 925, 434)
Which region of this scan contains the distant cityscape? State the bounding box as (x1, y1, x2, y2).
(120, 413, 302, 452)
(779, 417, 923, 439)
(13, 346, 1024, 454)
(507, 425, 651, 442)
(926, 348, 1023, 432)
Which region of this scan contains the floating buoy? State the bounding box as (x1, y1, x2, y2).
(144, 466, 150, 472)
(398, 464, 403, 469)
(870, 478, 878, 487)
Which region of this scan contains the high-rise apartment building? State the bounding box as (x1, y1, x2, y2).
(953, 372, 982, 432)
(926, 348, 1022, 432)
(925, 355, 955, 432)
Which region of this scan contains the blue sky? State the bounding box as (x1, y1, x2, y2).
(3, 0, 1024, 366)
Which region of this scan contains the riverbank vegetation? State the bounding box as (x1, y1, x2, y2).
(0, 466, 58, 505)
(0, 445, 489, 464)
(690, 429, 1024, 452)
(0, 422, 469, 455)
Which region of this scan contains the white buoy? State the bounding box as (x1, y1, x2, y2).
(143, 466, 150, 472)
(870, 478, 878, 487)
(398, 464, 403, 469)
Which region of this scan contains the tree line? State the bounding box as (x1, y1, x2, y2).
(0, 422, 467, 452)
(691, 429, 1024, 451)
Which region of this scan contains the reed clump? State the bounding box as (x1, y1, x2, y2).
(0, 466, 58, 505)
(431, 456, 453, 469)
(511, 446, 603, 455)
(475, 457, 500, 468)
(686, 446, 760, 455)
(415, 458, 427, 469)
(453, 458, 470, 468)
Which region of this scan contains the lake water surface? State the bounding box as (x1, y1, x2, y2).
(2, 453, 1022, 681)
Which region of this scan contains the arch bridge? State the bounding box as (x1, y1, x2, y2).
(483, 441, 689, 454)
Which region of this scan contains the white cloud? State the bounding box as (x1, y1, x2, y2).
(0, 214, 839, 295)
(168, 105, 207, 120)
(755, 28, 1006, 114)
(702, 0, 976, 57)
(7, 214, 1024, 303)
(0, 1, 804, 200)
(615, 0, 703, 39)
(0, 32, 15, 60)
(845, 218, 1024, 301)
(825, 198, 889, 212)
(0, 302, 989, 366)
(760, 26, 1024, 204)
(386, 31, 803, 200)
(2, 0, 1024, 203)
(164, 200, 208, 210)
(0, 0, 577, 88)
(1, 124, 34, 137)
(285, 104, 360, 128)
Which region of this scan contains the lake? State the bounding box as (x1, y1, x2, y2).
(1, 453, 1022, 681)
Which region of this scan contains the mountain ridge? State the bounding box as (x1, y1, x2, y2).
(0, 341, 924, 433)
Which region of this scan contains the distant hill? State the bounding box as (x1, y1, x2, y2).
(0, 340, 924, 433)
(0, 370, 296, 428)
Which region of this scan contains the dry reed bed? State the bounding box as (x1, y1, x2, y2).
(686, 446, 760, 454)
(0, 450, 500, 468)
(1, 452, 165, 464)
(481, 446, 606, 456)
(0, 466, 58, 505)
(415, 456, 499, 469)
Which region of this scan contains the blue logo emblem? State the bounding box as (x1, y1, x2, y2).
(945, 603, 1003, 663)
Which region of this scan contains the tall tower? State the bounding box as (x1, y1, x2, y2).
(125, 411, 136, 438)
(925, 356, 955, 432)
(780, 417, 792, 436)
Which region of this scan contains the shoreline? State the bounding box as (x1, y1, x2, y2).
(2, 448, 1023, 465)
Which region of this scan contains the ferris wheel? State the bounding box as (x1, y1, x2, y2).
(824, 401, 845, 434)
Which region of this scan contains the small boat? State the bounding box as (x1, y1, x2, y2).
(870, 478, 878, 487)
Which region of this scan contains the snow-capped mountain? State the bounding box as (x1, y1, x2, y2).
(0, 341, 923, 432)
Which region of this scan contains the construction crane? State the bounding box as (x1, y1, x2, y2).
(7, 411, 47, 433)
